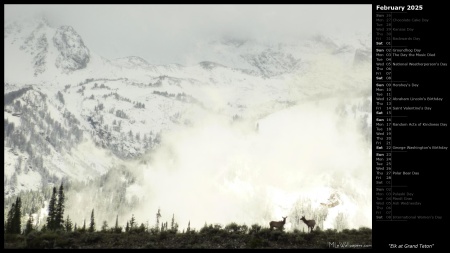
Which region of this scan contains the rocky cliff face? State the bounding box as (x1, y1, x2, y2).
(53, 26, 90, 72)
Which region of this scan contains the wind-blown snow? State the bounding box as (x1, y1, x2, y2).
(116, 96, 372, 231)
(4, 17, 371, 231)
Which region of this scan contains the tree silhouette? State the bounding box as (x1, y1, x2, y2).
(89, 209, 96, 232)
(46, 187, 57, 230)
(6, 197, 22, 234)
(130, 214, 136, 230)
(55, 183, 65, 230)
(170, 214, 178, 233)
(24, 214, 34, 235)
(65, 215, 73, 232)
(5, 203, 15, 233)
(13, 197, 22, 234)
(155, 208, 161, 232)
(81, 219, 86, 233)
(114, 215, 122, 233)
(101, 221, 108, 232)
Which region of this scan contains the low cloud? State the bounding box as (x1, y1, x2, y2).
(5, 4, 371, 65)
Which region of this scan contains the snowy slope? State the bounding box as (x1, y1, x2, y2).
(4, 17, 372, 231)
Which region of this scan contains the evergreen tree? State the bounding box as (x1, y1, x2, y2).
(187, 220, 191, 233)
(55, 183, 65, 230)
(5, 203, 15, 233)
(57, 91, 65, 104)
(138, 223, 146, 233)
(170, 214, 178, 233)
(101, 221, 108, 232)
(136, 132, 140, 141)
(25, 214, 34, 235)
(81, 219, 86, 233)
(143, 134, 148, 147)
(12, 197, 22, 234)
(171, 214, 175, 230)
(114, 215, 121, 233)
(125, 221, 130, 232)
(155, 208, 161, 232)
(89, 209, 96, 232)
(46, 187, 57, 230)
(130, 214, 136, 230)
(65, 215, 73, 232)
(128, 130, 133, 140)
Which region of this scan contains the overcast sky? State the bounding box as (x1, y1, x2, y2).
(5, 4, 371, 65)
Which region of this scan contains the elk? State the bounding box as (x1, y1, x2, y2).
(300, 216, 316, 233)
(269, 216, 287, 230)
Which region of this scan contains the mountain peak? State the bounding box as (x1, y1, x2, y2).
(5, 18, 91, 81)
(4, 15, 51, 33)
(53, 25, 90, 72)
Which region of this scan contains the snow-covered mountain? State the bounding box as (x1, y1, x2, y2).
(4, 17, 372, 230)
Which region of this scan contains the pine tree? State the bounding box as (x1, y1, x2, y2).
(130, 214, 136, 230)
(155, 208, 161, 232)
(5, 203, 15, 233)
(81, 219, 86, 233)
(143, 134, 148, 148)
(46, 187, 57, 230)
(125, 221, 130, 232)
(101, 221, 108, 232)
(171, 214, 175, 230)
(55, 183, 65, 230)
(89, 209, 96, 232)
(25, 214, 34, 235)
(136, 132, 140, 141)
(65, 215, 73, 232)
(187, 220, 190, 233)
(114, 215, 121, 233)
(170, 214, 178, 233)
(13, 197, 22, 234)
(139, 223, 146, 233)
